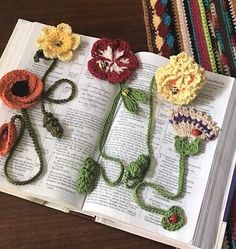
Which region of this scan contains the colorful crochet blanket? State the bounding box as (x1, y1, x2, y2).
(142, 0, 236, 77)
(142, 0, 236, 248)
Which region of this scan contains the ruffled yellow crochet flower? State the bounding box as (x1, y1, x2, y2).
(155, 52, 206, 105)
(36, 23, 80, 62)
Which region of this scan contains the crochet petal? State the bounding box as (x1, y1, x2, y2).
(91, 38, 113, 58)
(57, 51, 73, 62)
(112, 39, 132, 58)
(43, 48, 57, 59)
(0, 122, 17, 155)
(36, 37, 45, 50)
(107, 69, 132, 84)
(71, 34, 81, 50)
(41, 25, 56, 36)
(116, 52, 139, 70)
(88, 58, 108, 81)
(57, 23, 72, 34)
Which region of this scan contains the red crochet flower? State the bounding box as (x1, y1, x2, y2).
(88, 38, 139, 84)
(0, 70, 43, 109)
(0, 122, 17, 155)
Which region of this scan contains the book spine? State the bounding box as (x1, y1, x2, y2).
(224, 164, 236, 221)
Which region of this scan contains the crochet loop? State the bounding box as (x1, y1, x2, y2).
(133, 182, 185, 231)
(4, 111, 44, 185)
(34, 49, 50, 62)
(44, 78, 76, 104)
(39, 59, 76, 138)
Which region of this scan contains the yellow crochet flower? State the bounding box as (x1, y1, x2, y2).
(155, 52, 206, 105)
(36, 23, 80, 62)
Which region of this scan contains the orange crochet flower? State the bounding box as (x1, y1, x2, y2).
(0, 122, 17, 155)
(0, 70, 43, 109)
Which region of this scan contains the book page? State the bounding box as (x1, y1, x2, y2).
(0, 21, 119, 210)
(82, 52, 234, 243)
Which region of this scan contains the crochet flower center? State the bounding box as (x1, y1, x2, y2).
(49, 34, 72, 52)
(168, 214, 178, 224)
(55, 41, 63, 47)
(96, 46, 130, 74)
(11, 80, 30, 97)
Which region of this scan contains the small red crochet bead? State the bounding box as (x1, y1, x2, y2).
(191, 128, 202, 136)
(0, 70, 43, 109)
(0, 122, 17, 155)
(168, 214, 178, 224)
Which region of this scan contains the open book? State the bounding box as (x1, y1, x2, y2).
(0, 19, 236, 249)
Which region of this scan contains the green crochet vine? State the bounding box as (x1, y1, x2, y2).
(77, 78, 155, 193)
(134, 136, 200, 199)
(39, 58, 76, 138)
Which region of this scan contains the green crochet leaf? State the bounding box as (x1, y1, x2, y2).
(174, 136, 187, 154)
(174, 136, 201, 156)
(77, 157, 100, 193)
(125, 154, 150, 188)
(130, 88, 148, 103)
(122, 95, 138, 114)
(184, 138, 201, 156)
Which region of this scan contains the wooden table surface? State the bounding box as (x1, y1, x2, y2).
(0, 1, 172, 249)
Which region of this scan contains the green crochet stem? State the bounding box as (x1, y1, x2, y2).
(134, 183, 185, 230)
(98, 92, 125, 187)
(97, 80, 154, 188)
(124, 78, 155, 188)
(40, 59, 76, 138)
(77, 92, 125, 192)
(4, 111, 44, 185)
(134, 136, 201, 200)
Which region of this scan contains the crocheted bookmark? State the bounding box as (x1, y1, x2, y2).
(134, 106, 220, 230)
(77, 38, 154, 192)
(0, 23, 78, 185)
